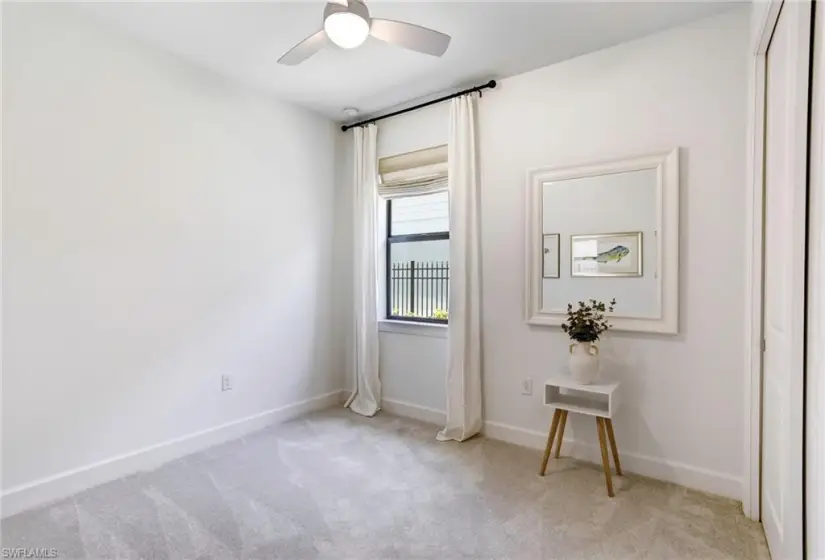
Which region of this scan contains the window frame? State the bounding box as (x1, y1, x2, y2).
(385, 198, 450, 324)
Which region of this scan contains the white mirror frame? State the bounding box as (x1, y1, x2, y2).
(525, 148, 680, 334)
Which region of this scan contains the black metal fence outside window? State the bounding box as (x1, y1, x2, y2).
(386, 200, 449, 324)
(390, 261, 449, 321)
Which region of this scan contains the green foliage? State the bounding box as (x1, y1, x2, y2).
(391, 307, 448, 321)
(391, 308, 414, 317)
(432, 308, 448, 320)
(560, 298, 616, 343)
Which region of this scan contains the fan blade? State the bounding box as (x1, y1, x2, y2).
(278, 29, 328, 66)
(369, 19, 450, 57)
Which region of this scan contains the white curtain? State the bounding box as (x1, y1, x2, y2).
(345, 124, 381, 417)
(437, 94, 483, 442)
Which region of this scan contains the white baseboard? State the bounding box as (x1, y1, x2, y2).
(1, 390, 342, 519)
(381, 398, 446, 426)
(482, 420, 743, 500)
(377, 403, 741, 500)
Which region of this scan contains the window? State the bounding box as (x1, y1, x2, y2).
(386, 191, 449, 323)
(379, 145, 449, 324)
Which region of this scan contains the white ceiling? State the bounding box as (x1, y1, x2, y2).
(77, 1, 741, 122)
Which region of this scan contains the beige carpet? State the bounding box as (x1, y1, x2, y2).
(2, 409, 768, 559)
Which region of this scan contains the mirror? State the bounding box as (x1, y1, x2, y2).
(525, 149, 679, 334)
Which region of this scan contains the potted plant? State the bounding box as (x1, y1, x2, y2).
(560, 298, 616, 384)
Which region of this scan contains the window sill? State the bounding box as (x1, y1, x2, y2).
(378, 319, 448, 339)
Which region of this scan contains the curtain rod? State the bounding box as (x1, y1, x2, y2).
(340, 79, 497, 132)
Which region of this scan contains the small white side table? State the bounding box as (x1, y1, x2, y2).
(538, 376, 622, 497)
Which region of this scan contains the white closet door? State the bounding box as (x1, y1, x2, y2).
(761, 1, 810, 559)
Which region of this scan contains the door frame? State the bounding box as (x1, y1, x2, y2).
(743, 0, 782, 522)
(746, 0, 814, 534)
(807, 4, 825, 557)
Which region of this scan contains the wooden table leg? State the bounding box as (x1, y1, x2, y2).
(596, 417, 614, 497)
(554, 410, 568, 458)
(604, 418, 622, 476)
(539, 409, 561, 476)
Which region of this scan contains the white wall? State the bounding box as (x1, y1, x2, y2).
(481, 6, 748, 498)
(337, 8, 751, 497)
(2, 2, 339, 503)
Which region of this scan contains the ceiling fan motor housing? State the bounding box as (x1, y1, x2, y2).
(324, 1, 371, 26)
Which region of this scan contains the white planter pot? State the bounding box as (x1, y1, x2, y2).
(568, 341, 600, 384)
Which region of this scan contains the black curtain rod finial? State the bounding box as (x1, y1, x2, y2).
(340, 79, 497, 132)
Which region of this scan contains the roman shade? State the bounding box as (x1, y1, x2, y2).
(377, 144, 448, 198)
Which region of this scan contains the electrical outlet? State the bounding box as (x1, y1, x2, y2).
(521, 377, 533, 396)
(221, 374, 233, 392)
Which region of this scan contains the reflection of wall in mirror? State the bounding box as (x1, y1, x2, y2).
(541, 168, 658, 317)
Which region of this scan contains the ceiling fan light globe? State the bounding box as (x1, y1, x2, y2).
(324, 12, 369, 49)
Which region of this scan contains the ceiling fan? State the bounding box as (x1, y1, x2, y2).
(278, 0, 451, 66)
